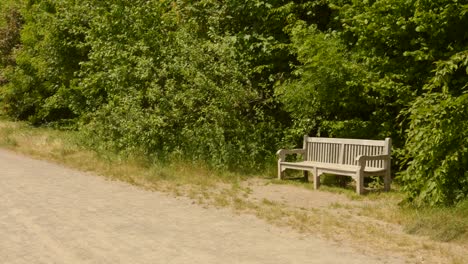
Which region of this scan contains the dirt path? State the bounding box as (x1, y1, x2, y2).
(0, 149, 404, 264)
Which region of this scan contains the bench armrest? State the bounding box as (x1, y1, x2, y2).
(276, 149, 306, 161)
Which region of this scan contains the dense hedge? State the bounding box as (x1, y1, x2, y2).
(0, 0, 467, 205)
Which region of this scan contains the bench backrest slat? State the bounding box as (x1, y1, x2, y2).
(305, 137, 391, 169)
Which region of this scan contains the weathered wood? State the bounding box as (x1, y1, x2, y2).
(306, 137, 386, 146)
(277, 136, 392, 194)
(383, 138, 392, 191)
(313, 167, 320, 190)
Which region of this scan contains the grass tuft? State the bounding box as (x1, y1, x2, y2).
(403, 205, 468, 242)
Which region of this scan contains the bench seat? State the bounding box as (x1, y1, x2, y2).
(280, 161, 386, 175)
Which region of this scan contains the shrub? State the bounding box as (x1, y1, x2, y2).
(400, 51, 468, 205)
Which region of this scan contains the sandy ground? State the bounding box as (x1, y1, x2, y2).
(0, 149, 404, 264)
(245, 179, 352, 209)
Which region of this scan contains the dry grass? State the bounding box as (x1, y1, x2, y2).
(1, 119, 467, 263)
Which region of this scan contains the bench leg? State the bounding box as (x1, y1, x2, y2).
(303, 171, 309, 182)
(356, 172, 364, 195)
(384, 170, 391, 192)
(278, 163, 284, 180)
(313, 168, 320, 190)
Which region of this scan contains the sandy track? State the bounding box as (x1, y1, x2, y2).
(0, 149, 403, 264)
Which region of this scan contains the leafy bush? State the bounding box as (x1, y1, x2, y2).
(400, 51, 468, 205)
(70, 0, 283, 170)
(275, 23, 377, 139)
(0, 5, 22, 69)
(1, 0, 85, 123)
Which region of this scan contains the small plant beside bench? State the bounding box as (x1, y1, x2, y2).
(277, 136, 392, 194)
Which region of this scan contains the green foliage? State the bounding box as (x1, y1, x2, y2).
(81, 11, 278, 169)
(1, 0, 85, 123)
(0, 5, 22, 68)
(66, 0, 285, 170)
(400, 51, 468, 205)
(0, 0, 23, 92)
(276, 22, 377, 140)
(335, 0, 468, 147)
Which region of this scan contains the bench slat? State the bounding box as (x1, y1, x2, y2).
(280, 161, 386, 174)
(307, 137, 386, 146)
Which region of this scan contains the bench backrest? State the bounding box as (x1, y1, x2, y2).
(303, 137, 391, 169)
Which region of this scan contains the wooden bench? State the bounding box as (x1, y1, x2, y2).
(277, 136, 392, 194)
